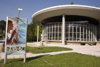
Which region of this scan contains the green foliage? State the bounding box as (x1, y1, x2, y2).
(0, 20, 6, 30)
(27, 21, 42, 42)
(27, 46, 72, 53)
(0, 20, 6, 38)
(70, 1, 74, 5)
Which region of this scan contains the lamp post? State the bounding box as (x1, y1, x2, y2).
(18, 8, 23, 18)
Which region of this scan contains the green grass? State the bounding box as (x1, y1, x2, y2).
(42, 53, 100, 67)
(27, 46, 72, 53)
(0, 53, 100, 67)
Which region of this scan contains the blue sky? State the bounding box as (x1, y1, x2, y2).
(0, 0, 100, 24)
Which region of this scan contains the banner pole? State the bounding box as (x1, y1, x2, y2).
(4, 16, 8, 64)
(24, 47, 26, 63)
(4, 46, 7, 64)
(24, 19, 28, 63)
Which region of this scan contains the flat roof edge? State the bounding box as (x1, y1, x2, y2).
(32, 4, 100, 19)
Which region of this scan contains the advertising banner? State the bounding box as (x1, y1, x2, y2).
(5, 16, 27, 55)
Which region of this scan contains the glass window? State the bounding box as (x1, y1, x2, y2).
(43, 21, 97, 42)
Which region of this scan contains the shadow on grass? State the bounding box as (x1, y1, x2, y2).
(26, 54, 50, 62)
(26, 56, 43, 62)
(0, 54, 50, 64)
(0, 56, 43, 64)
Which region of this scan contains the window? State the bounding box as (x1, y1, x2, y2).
(42, 21, 97, 42)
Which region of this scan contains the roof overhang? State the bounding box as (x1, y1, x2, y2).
(32, 5, 100, 25)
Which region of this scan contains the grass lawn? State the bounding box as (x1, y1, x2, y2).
(0, 53, 100, 67)
(27, 46, 72, 53)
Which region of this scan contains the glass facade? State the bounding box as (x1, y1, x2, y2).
(42, 21, 97, 42)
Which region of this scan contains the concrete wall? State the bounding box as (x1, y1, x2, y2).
(46, 41, 62, 45)
(96, 42, 100, 46)
(46, 41, 99, 46)
(66, 42, 81, 45)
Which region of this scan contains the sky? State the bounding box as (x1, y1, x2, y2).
(0, 0, 100, 24)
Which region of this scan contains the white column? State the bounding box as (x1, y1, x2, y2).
(49, 25, 50, 40)
(93, 25, 95, 42)
(46, 26, 48, 43)
(42, 27, 44, 41)
(37, 25, 39, 43)
(62, 14, 65, 45)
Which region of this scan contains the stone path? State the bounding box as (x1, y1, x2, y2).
(1, 42, 100, 60)
(48, 44, 100, 57)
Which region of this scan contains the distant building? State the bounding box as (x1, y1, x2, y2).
(32, 5, 100, 45)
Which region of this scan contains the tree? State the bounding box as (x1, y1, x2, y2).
(0, 20, 6, 38)
(27, 21, 42, 42)
(70, 2, 74, 5)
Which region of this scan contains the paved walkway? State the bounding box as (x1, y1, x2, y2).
(0, 42, 100, 60)
(48, 44, 100, 57)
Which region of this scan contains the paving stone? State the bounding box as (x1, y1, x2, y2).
(14, 55, 21, 59)
(7, 55, 14, 59)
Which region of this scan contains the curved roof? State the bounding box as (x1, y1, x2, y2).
(32, 5, 100, 25)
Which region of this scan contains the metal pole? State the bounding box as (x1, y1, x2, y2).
(18, 11, 20, 18)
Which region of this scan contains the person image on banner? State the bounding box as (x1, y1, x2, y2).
(7, 20, 18, 45)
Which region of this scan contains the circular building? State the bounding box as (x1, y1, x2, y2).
(32, 5, 100, 45)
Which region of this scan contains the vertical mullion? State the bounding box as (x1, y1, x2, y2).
(52, 24, 53, 40)
(93, 25, 95, 42)
(76, 24, 77, 41)
(86, 24, 87, 42)
(58, 23, 59, 40)
(89, 24, 90, 42)
(91, 25, 92, 42)
(72, 23, 74, 41)
(80, 23, 81, 41)
(83, 24, 84, 42)
(95, 26, 97, 42)
(69, 23, 70, 41)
